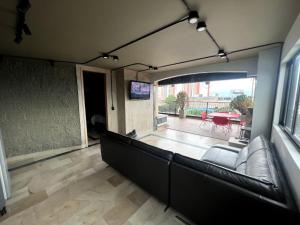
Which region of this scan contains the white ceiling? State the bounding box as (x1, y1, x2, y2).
(0, 0, 299, 72)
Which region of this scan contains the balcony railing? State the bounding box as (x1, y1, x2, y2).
(158, 100, 231, 117)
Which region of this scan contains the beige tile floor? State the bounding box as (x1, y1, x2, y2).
(140, 135, 207, 160)
(154, 128, 228, 146)
(139, 128, 229, 160)
(1, 140, 199, 225)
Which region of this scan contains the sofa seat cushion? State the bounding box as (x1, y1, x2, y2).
(202, 146, 239, 170)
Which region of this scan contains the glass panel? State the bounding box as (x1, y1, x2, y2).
(285, 56, 300, 131)
(292, 55, 300, 137)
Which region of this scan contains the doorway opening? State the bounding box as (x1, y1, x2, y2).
(83, 71, 107, 143)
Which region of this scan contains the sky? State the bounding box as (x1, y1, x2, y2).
(207, 78, 255, 97)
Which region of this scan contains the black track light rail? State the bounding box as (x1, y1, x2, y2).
(107, 16, 188, 54)
(84, 15, 189, 64)
(158, 54, 216, 69)
(205, 29, 221, 50)
(154, 42, 283, 70)
(180, 0, 230, 62)
(112, 62, 150, 71)
(227, 42, 283, 55)
(180, 0, 191, 11)
(1, 42, 283, 69)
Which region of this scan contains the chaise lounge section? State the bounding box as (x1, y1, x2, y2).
(171, 136, 298, 224)
(100, 131, 299, 225)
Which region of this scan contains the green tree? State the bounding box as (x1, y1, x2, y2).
(230, 95, 253, 115)
(164, 95, 176, 105)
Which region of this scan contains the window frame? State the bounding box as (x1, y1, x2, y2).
(280, 51, 300, 148)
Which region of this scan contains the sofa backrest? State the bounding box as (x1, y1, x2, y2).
(100, 131, 173, 204)
(235, 136, 281, 189)
(173, 153, 284, 202)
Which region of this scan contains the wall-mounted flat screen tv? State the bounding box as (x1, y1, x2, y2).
(129, 80, 151, 100)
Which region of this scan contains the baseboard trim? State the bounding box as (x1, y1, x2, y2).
(7, 145, 83, 170)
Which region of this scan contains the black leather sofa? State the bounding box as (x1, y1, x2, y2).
(100, 132, 299, 225)
(100, 131, 172, 204)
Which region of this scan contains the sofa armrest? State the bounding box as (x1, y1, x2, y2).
(211, 144, 241, 153)
(202, 146, 239, 170)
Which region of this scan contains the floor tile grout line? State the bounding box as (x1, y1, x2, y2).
(166, 127, 229, 141)
(148, 133, 211, 150)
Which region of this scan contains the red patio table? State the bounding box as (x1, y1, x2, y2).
(208, 112, 240, 119)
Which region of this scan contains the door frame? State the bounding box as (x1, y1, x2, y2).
(76, 65, 109, 148)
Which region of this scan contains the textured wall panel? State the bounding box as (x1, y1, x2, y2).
(0, 57, 81, 157)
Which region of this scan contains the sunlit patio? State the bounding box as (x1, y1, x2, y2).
(162, 115, 241, 141)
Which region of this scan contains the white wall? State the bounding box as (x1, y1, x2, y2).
(272, 13, 300, 209)
(150, 57, 258, 82)
(251, 47, 282, 140)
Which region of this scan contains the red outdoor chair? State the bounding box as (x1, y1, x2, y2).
(211, 116, 231, 135)
(201, 112, 207, 120)
(199, 112, 212, 127)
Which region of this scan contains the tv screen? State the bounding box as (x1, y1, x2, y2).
(129, 81, 151, 100)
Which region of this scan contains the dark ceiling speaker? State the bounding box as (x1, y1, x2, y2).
(23, 24, 32, 35)
(17, 0, 31, 13)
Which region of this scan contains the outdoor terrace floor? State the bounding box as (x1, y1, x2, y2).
(164, 115, 240, 141)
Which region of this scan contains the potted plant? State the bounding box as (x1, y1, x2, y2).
(177, 91, 188, 118)
(230, 94, 253, 125)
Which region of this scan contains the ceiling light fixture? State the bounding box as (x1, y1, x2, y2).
(112, 56, 119, 61)
(149, 66, 154, 70)
(102, 53, 109, 59)
(221, 54, 227, 59)
(188, 11, 199, 24)
(196, 21, 207, 32)
(218, 49, 225, 56)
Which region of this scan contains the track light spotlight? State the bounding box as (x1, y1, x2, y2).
(196, 21, 207, 32)
(112, 56, 119, 61)
(102, 53, 109, 59)
(218, 49, 225, 56)
(221, 54, 227, 59)
(188, 11, 199, 24)
(149, 66, 154, 70)
(153, 67, 158, 70)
